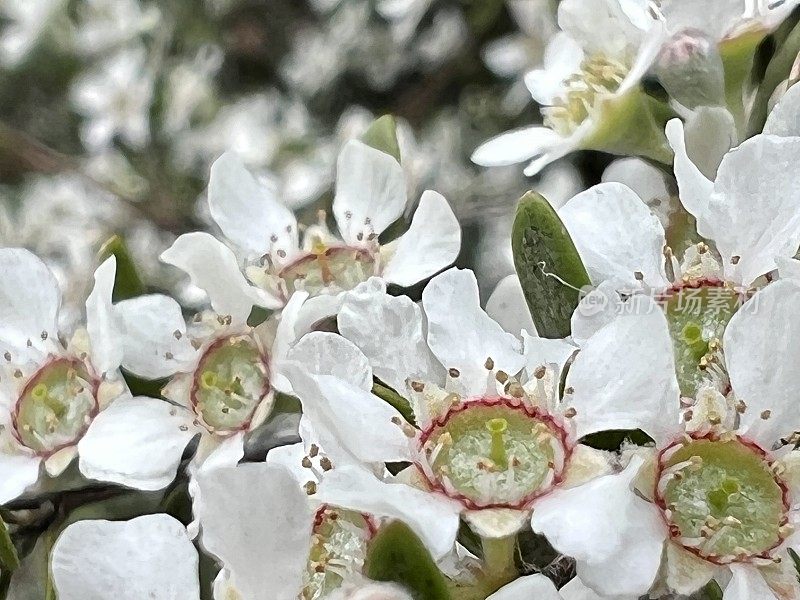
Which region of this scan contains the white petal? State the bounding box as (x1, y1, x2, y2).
(601, 158, 671, 219)
(78, 397, 198, 490)
(723, 281, 800, 448)
(707, 134, 800, 286)
(338, 278, 443, 392)
(196, 463, 313, 600)
(486, 274, 536, 337)
(285, 331, 373, 390)
(463, 508, 529, 539)
(558, 0, 647, 57)
(764, 83, 800, 137)
(318, 465, 461, 560)
(487, 574, 561, 600)
(471, 126, 563, 167)
(271, 289, 309, 364)
(531, 458, 667, 597)
(208, 151, 298, 257)
(569, 279, 625, 344)
(776, 256, 800, 282)
(161, 232, 282, 323)
(521, 332, 577, 376)
(0, 248, 60, 354)
(382, 190, 461, 287)
(423, 268, 525, 396)
(682, 107, 737, 180)
(51, 514, 199, 600)
(86, 257, 123, 375)
(665, 118, 714, 237)
(560, 577, 637, 600)
(0, 452, 41, 504)
(559, 182, 669, 289)
(723, 564, 779, 600)
(284, 367, 414, 464)
(115, 294, 197, 379)
(292, 293, 345, 337)
(333, 140, 407, 244)
(524, 32, 584, 105)
(566, 295, 681, 444)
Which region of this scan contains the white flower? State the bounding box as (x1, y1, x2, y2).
(472, 0, 665, 176)
(51, 514, 199, 600)
(284, 268, 624, 555)
(657, 0, 798, 43)
(70, 45, 155, 153)
(165, 141, 459, 321)
(73, 0, 161, 55)
(531, 284, 800, 598)
(162, 45, 223, 135)
(195, 457, 443, 600)
(106, 276, 309, 474)
(0, 251, 198, 501)
(0, 0, 64, 67)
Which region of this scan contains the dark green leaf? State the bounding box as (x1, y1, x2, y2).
(511, 192, 590, 338)
(360, 115, 401, 163)
(365, 521, 451, 600)
(98, 234, 146, 301)
(372, 381, 416, 426)
(0, 515, 18, 573)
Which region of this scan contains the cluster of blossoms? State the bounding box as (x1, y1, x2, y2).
(6, 0, 800, 599)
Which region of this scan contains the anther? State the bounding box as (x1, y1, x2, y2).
(761, 410, 772, 420)
(533, 365, 547, 379)
(304, 481, 317, 495)
(448, 368, 460, 378)
(484, 357, 494, 370)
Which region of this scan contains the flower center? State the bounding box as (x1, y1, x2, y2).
(542, 55, 628, 136)
(662, 279, 741, 397)
(190, 336, 269, 432)
(280, 245, 376, 297)
(14, 359, 97, 455)
(419, 399, 568, 508)
(303, 506, 373, 600)
(657, 437, 790, 563)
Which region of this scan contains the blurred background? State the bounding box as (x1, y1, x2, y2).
(0, 0, 600, 322)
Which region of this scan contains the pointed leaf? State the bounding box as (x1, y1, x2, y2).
(365, 521, 451, 600)
(0, 515, 18, 573)
(98, 235, 145, 301)
(511, 192, 590, 338)
(361, 115, 402, 163)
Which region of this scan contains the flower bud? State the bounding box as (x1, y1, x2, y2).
(655, 29, 725, 108)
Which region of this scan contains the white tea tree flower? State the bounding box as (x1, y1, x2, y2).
(553, 126, 800, 395)
(532, 284, 800, 598)
(70, 44, 155, 152)
(472, 0, 668, 176)
(0, 250, 196, 499)
(164, 139, 460, 319)
(195, 459, 451, 600)
(51, 514, 199, 600)
(109, 283, 309, 470)
(286, 268, 628, 555)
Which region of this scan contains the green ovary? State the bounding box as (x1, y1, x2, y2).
(303, 508, 371, 600)
(665, 285, 740, 397)
(662, 439, 786, 559)
(281, 247, 376, 297)
(425, 404, 561, 507)
(192, 337, 268, 431)
(15, 360, 96, 454)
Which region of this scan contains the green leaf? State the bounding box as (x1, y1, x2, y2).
(372, 381, 416, 426)
(511, 192, 591, 339)
(98, 234, 146, 301)
(364, 521, 451, 600)
(694, 580, 724, 600)
(360, 115, 401, 163)
(0, 515, 18, 573)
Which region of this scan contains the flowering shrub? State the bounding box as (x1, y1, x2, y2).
(3, 1, 800, 599)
